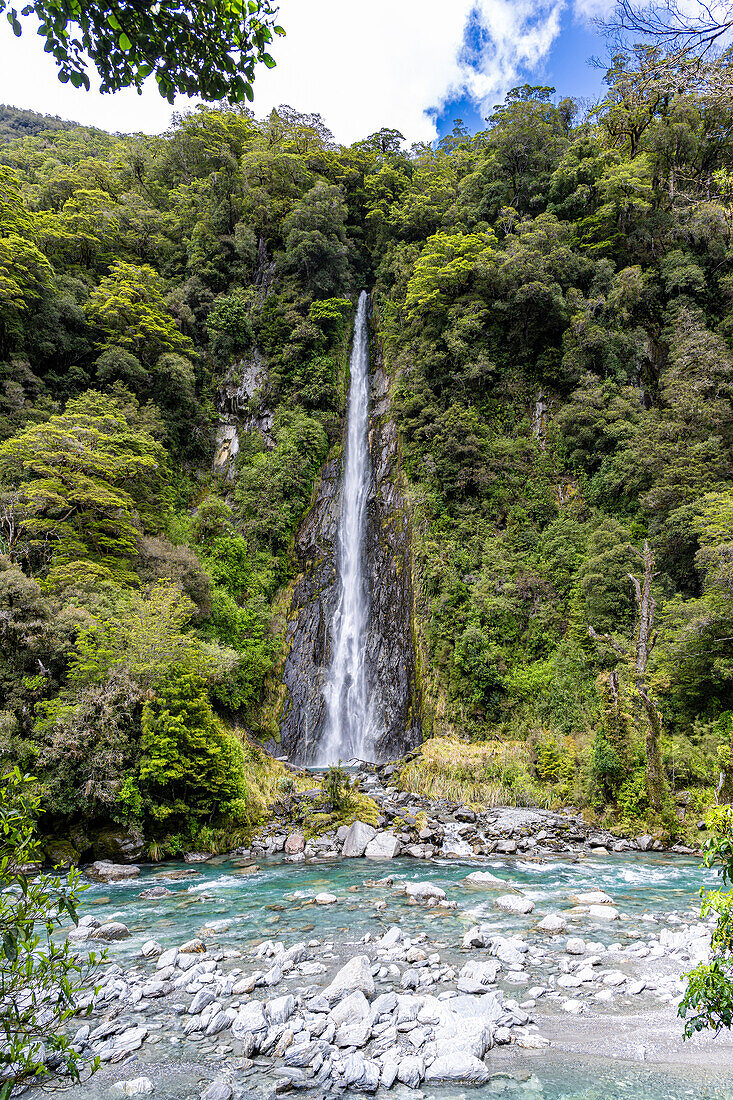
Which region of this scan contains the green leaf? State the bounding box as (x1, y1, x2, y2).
(118, 31, 132, 51)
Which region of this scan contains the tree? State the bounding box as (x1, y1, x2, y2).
(137, 668, 247, 828)
(0, 0, 283, 103)
(0, 768, 100, 1096)
(0, 167, 55, 357)
(85, 262, 193, 365)
(604, 1, 733, 60)
(0, 390, 168, 581)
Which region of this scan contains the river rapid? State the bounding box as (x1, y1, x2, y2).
(63, 849, 733, 1100)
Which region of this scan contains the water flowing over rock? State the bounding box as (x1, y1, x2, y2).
(278, 292, 419, 764)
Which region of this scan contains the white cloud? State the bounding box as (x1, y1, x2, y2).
(572, 0, 616, 23)
(0, 0, 604, 144)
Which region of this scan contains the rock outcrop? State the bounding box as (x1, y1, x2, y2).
(278, 298, 419, 763)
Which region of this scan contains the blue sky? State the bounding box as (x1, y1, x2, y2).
(0, 1, 613, 144)
(433, 8, 608, 141)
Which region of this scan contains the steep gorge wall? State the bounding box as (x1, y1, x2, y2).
(278, 299, 420, 764)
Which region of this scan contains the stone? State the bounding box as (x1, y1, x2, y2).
(329, 990, 370, 1027)
(537, 913, 567, 933)
(380, 1060, 399, 1089)
(268, 995, 296, 1025)
(44, 838, 80, 869)
(341, 1053, 380, 1092)
(494, 894, 535, 914)
(139, 887, 172, 900)
(495, 840, 517, 854)
(110, 1079, 154, 1096)
(405, 881, 446, 901)
(232, 1002, 267, 1038)
(636, 834, 654, 851)
(180, 939, 206, 954)
(364, 831, 400, 859)
(457, 960, 501, 992)
(342, 821, 377, 857)
(314, 892, 337, 905)
(587, 905, 620, 921)
(323, 955, 375, 1002)
(184, 852, 211, 863)
(566, 937, 586, 955)
(200, 1081, 232, 1100)
(397, 1055, 425, 1088)
(515, 1032, 550, 1049)
(156, 947, 178, 969)
(379, 926, 403, 949)
(464, 871, 503, 886)
(189, 990, 216, 1015)
(205, 1010, 234, 1036)
(89, 921, 130, 941)
(462, 925, 491, 949)
(283, 1040, 320, 1066)
(284, 832, 305, 855)
(572, 890, 614, 906)
(140, 939, 163, 958)
(92, 826, 145, 863)
(85, 860, 140, 883)
(426, 1053, 491, 1084)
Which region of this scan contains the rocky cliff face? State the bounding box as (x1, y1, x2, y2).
(278, 307, 419, 764)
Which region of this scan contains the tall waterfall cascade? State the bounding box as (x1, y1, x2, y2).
(317, 290, 372, 765)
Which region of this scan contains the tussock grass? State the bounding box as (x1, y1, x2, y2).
(399, 736, 551, 809)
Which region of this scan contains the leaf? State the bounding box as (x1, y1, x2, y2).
(118, 31, 132, 51)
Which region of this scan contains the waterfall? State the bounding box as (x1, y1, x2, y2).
(317, 290, 372, 765)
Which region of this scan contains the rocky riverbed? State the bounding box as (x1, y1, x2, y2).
(46, 797, 733, 1100)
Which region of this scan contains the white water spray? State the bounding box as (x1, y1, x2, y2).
(317, 291, 372, 765)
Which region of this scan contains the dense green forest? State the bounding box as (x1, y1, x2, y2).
(2, 48, 733, 858)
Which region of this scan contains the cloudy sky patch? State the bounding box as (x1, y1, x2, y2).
(0, 0, 613, 141)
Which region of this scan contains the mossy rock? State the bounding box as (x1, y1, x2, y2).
(43, 838, 80, 869)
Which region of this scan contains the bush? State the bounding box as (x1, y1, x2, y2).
(0, 769, 100, 1094)
(138, 669, 248, 830)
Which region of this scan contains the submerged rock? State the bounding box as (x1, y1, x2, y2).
(494, 894, 535, 915)
(110, 1078, 154, 1095)
(404, 882, 446, 902)
(89, 921, 131, 941)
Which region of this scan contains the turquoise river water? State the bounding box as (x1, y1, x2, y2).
(71, 851, 732, 1100)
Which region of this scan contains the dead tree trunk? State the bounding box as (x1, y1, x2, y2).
(589, 540, 666, 813)
(628, 541, 665, 812)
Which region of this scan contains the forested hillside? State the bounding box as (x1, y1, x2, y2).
(2, 48, 733, 858)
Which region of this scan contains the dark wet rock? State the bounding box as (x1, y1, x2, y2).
(90, 826, 144, 863)
(277, 301, 420, 764)
(139, 886, 172, 899)
(85, 860, 140, 883)
(44, 837, 81, 868)
(89, 921, 131, 941)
